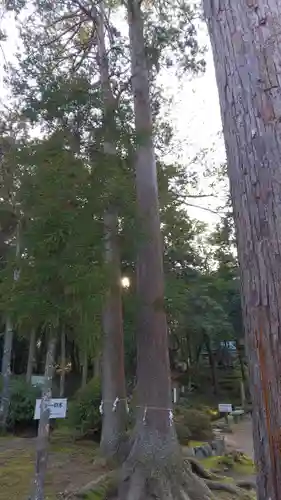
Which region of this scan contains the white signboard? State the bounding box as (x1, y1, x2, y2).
(34, 398, 67, 420)
(31, 376, 45, 388)
(218, 403, 232, 413)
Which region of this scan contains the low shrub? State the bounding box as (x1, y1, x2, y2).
(67, 377, 101, 439)
(0, 376, 41, 430)
(175, 407, 213, 441)
(175, 422, 191, 445)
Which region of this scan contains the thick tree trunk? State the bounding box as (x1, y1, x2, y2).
(30, 336, 56, 500)
(204, 334, 218, 395)
(117, 2, 213, 498)
(59, 327, 66, 397)
(204, 2, 281, 499)
(95, 5, 127, 460)
(26, 328, 36, 384)
(0, 316, 13, 431)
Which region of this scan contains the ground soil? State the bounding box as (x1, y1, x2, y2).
(0, 418, 256, 500)
(224, 418, 254, 458)
(222, 416, 256, 486)
(0, 433, 111, 500)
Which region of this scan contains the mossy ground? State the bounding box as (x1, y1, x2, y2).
(0, 429, 256, 500)
(0, 431, 110, 500)
(201, 454, 255, 477)
(188, 440, 205, 448)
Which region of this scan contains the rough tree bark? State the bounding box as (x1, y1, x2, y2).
(203, 1, 281, 499)
(26, 328, 36, 384)
(59, 327, 66, 397)
(116, 2, 213, 498)
(0, 316, 13, 431)
(30, 335, 56, 500)
(95, 4, 127, 461)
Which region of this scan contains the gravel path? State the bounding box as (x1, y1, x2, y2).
(224, 417, 254, 458)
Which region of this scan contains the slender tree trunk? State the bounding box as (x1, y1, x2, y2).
(95, 5, 127, 460)
(237, 342, 247, 383)
(59, 328, 66, 397)
(117, 2, 213, 498)
(94, 354, 100, 378)
(0, 222, 20, 431)
(30, 336, 56, 500)
(81, 350, 88, 389)
(204, 1, 281, 499)
(26, 328, 36, 384)
(0, 317, 13, 431)
(195, 342, 204, 364)
(204, 334, 218, 395)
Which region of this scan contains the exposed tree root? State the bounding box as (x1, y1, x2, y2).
(76, 462, 254, 500)
(236, 480, 256, 491)
(187, 457, 222, 481)
(117, 458, 216, 500)
(205, 479, 243, 495)
(76, 447, 254, 499)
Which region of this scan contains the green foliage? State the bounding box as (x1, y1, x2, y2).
(175, 422, 191, 445)
(1, 0, 244, 419)
(67, 377, 101, 438)
(175, 407, 213, 441)
(0, 376, 40, 430)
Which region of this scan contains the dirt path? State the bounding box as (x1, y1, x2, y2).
(224, 417, 254, 458)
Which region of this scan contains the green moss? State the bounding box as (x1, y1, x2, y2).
(0, 453, 34, 500)
(0, 439, 103, 499)
(200, 454, 255, 476)
(188, 440, 205, 448)
(200, 455, 223, 469)
(85, 490, 105, 500)
(83, 473, 117, 500)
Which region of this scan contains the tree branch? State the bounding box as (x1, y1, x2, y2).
(183, 202, 222, 216)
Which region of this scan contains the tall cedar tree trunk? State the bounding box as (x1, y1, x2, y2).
(204, 334, 218, 395)
(117, 2, 213, 498)
(26, 328, 36, 384)
(59, 328, 66, 397)
(204, 1, 281, 499)
(96, 6, 127, 460)
(0, 317, 13, 431)
(30, 336, 56, 500)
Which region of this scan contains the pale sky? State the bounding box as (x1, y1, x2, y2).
(0, 10, 226, 228)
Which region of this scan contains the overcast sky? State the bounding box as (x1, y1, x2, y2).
(0, 9, 227, 227)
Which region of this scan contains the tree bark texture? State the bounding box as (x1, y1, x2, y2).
(30, 336, 56, 500)
(0, 316, 13, 431)
(204, 1, 281, 499)
(59, 327, 66, 397)
(26, 328, 36, 384)
(117, 3, 213, 499)
(128, 0, 172, 434)
(95, 5, 127, 460)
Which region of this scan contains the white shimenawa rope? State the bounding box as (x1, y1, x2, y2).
(137, 405, 174, 427)
(99, 398, 129, 415)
